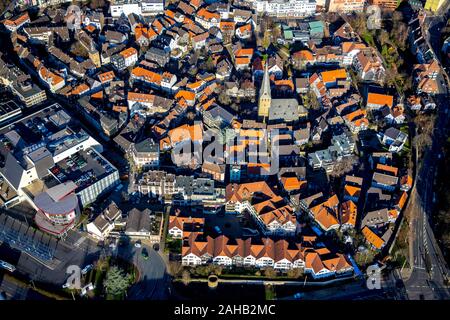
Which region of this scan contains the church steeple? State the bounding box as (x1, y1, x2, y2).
(258, 61, 271, 121)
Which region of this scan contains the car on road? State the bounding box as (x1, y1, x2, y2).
(62, 282, 71, 289)
(141, 248, 149, 260)
(153, 243, 160, 251)
(134, 241, 142, 248)
(214, 226, 222, 234)
(81, 264, 93, 275)
(293, 293, 303, 299)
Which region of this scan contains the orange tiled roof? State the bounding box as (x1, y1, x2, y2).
(219, 21, 236, 31)
(376, 163, 398, 176)
(367, 93, 394, 107)
(168, 123, 203, 145)
(235, 57, 250, 65)
(362, 226, 384, 249)
(396, 191, 408, 210)
(3, 12, 29, 27)
(112, 105, 127, 113)
(71, 83, 89, 95)
(343, 108, 366, 122)
(165, 9, 176, 19)
(281, 176, 306, 192)
(226, 181, 276, 203)
(274, 79, 295, 91)
(197, 8, 220, 21)
(120, 47, 138, 59)
(340, 200, 357, 226)
(321, 69, 347, 84)
(175, 90, 196, 101)
(131, 67, 162, 84)
(85, 25, 96, 33)
(293, 50, 315, 61)
(235, 48, 254, 58)
(98, 71, 115, 83)
(344, 185, 361, 197)
(39, 67, 64, 86)
(128, 92, 155, 103)
(310, 195, 340, 231)
(91, 91, 103, 99)
(341, 41, 367, 54)
(237, 23, 251, 34)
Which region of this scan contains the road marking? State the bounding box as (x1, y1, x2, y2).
(74, 237, 86, 247)
(414, 266, 426, 270)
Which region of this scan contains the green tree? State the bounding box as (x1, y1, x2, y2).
(103, 266, 133, 299)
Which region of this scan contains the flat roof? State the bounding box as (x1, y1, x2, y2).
(49, 148, 116, 192)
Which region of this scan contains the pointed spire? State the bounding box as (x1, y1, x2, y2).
(260, 60, 271, 99)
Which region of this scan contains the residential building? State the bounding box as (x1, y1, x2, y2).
(327, 0, 365, 12)
(369, 0, 399, 11)
(253, 0, 317, 17)
(125, 208, 162, 242)
(379, 127, 408, 153)
(110, 0, 164, 18)
(362, 226, 386, 250)
(131, 139, 159, 168)
(308, 132, 355, 172)
(2, 12, 30, 32)
(309, 195, 340, 232)
(182, 234, 353, 278)
(366, 92, 394, 111)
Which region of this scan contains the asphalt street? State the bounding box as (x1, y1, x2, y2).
(403, 11, 450, 299)
(119, 244, 169, 300)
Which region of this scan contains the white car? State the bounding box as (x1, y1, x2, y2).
(62, 282, 71, 289)
(81, 264, 93, 275)
(134, 242, 142, 248)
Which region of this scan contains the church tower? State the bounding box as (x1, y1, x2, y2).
(258, 62, 271, 121)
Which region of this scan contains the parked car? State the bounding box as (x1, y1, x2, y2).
(141, 248, 149, 260)
(81, 264, 93, 275)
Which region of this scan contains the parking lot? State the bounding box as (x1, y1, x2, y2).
(49, 149, 115, 189)
(204, 212, 259, 238)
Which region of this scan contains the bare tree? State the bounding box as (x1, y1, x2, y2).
(286, 268, 303, 279)
(329, 156, 357, 178)
(182, 270, 191, 286)
(413, 114, 436, 157)
(89, 0, 105, 9)
(264, 267, 277, 279)
(168, 261, 183, 276)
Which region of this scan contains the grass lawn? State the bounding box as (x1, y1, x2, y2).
(362, 32, 375, 48)
(265, 284, 277, 300)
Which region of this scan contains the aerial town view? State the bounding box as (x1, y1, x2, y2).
(0, 0, 449, 309)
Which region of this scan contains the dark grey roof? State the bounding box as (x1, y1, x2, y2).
(34, 182, 78, 215)
(104, 200, 121, 221)
(0, 154, 25, 190)
(134, 139, 159, 154)
(93, 215, 111, 233)
(269, 98, 299, 122)
(205, 105, 234, 124)
(126, 208, 152, 233)
(361, 208, 389, 228)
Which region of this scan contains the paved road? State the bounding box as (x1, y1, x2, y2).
(0, 274, 48, 300)
(404, 16, 450, 298)
(120, 244, 169, 300)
